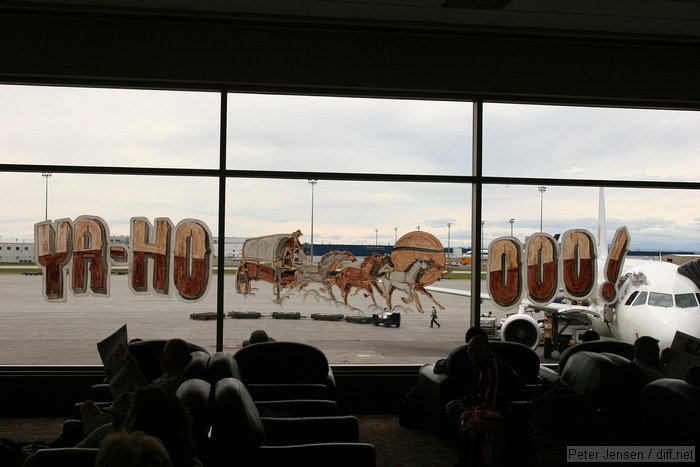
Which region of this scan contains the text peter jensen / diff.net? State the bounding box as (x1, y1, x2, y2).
(568, 446, 695, 463)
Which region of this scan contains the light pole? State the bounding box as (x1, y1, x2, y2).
(509, 218, 515, 236)
(538, 186, 547, 232)
(394, 227, 398, 244)
(375, 228, 378, 245)
(42, 172, 52, 221)
(447, 222, 452, 265)
(417, 225, 420, 231)
(308, 179, 317, 259)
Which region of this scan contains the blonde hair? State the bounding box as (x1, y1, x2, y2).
(96, 431, 173, 467)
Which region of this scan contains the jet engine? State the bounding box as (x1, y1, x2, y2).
(500, 313, 541, 350)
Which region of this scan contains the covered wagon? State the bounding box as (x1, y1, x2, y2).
(235, 230, 309, 297)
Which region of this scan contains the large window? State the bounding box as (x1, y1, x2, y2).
(1, 85, 220, 169)
(1, 87, 699, 365)
(483, 103, 700, 182)
(0, 86, 474, 365)
(227, 94, 470, 176)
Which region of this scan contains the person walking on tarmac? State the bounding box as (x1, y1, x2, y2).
(430, 306, 441, 328)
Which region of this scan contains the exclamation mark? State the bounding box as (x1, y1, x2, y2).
(600, 226, 630, 303)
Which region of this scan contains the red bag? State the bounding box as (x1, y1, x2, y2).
(469, 405, 508, 434)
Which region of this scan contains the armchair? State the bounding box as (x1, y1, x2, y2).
(642, 377, 700, 444)
(233, 341, 336, 401)
(559, 350, 646, 437)
(557, 339, 633, 372)
(209, 377, 374, 467)
(31, 448, 98, 467)
(417, 341, 543, 436)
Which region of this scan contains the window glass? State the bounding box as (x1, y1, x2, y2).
(483, 103, 700, 181)
(625, 291, 639, 306)
(481, 186, 700, 311)
(648, 292, 673, 307)
(483, 186, 700, 254)
(0, 173, 219, 365)
(632, 291, 648, 306)
(223, 179, 472, 363)
(674, 293, 697, 308)
(0, 85, 220, 169)
(3, 86, 700, 366)
(227, 94, 471, 176)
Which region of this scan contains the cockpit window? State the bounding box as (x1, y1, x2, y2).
(648, 292, 673, 308)
(631, 291, 647, 306)
(674, 293, 698, 308)
(625, 291, 639, 306)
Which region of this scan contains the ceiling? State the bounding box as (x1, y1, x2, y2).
(6, 0, 700, 40)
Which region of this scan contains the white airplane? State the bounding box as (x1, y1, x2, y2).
(426, 188, 700, 351)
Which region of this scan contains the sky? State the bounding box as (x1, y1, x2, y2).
(1, 85, 700, 252)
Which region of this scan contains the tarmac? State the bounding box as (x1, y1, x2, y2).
(0, 274, 551, 366)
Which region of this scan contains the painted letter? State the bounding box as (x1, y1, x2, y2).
(601, 226, 630, 304)
(488, 237, 523, 309)
(72, 216, 110, 296)
(526, 233, 559, 305)
(35, 219, 73, 301)
(173, 219, 212, 301)
(130, 217, 172, 295)
(561, 229, 596, 300)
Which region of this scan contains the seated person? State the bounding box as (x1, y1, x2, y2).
(79, 338, 193, 446)
(242, 329, 275, 347)
(126, 338, 193, 392)
(633, 335, 671, 382)
(465, 325, 488, 344)
(445, 335, 526, 466)
(120, 386, 201, 467)
(96, 431, 172, 467)
(580, 329, 600, 342)
(446, 335, 526, 431)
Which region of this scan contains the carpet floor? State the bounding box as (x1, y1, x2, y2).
(1, 415, 457, 467)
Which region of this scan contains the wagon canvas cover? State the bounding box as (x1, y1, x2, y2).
(241, 233, 296, 266)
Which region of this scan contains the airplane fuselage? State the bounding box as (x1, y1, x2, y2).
(596, 261, 700, 349)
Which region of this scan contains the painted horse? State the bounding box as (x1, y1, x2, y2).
(328, 253, 386, 307)
(374, 258, 445, 313)
(290, 250, 356, 301)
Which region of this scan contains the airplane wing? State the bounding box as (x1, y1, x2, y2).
(423, 285, 490, 301)
(424, 284, 605, 349)
(424, 285, 601, 317)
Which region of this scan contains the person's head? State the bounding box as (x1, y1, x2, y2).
(465, 326, 488, 344)
(123, 386, 197, 467)
(242, 330, 274, 347)
(467, 335, 492, 367)
(159, 339, 191, 374)
(634, 336, 660, 367)
(581, 329, 600, 342)
(96, 431, 172, 467)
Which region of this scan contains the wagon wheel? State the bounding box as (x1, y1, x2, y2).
(391, 231, 446, 285)
(235, 264, 251, 294)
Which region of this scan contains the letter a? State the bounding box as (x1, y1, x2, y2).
(72, 216, 110, 296)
